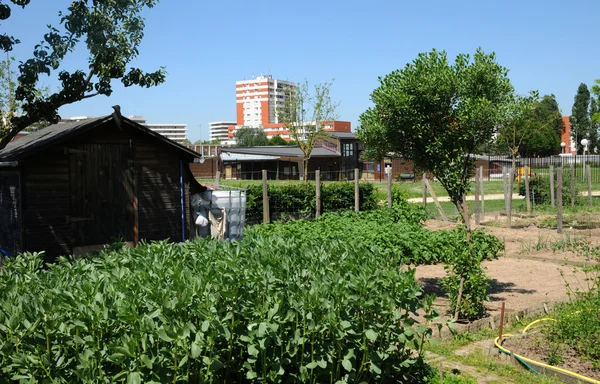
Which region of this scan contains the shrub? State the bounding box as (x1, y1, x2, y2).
(518, 168, 581, 206)
(229, 182, 377, 224)
(545, 241, 600, 367)
(0, 238, 437, 383)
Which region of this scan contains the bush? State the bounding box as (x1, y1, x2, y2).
(518, 168, 581, 206)
(545, 241, 600, 367)
(0, 238, 437, 383)
(230, 182, 377, 224)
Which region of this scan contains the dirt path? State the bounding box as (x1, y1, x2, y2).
(407, 190, 600, 203)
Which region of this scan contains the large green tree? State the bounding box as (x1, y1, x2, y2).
(235, 126, 268, 147)
(0, 0, 166, 149)
(358, 48, 513, 223)
(495, 94, 564, 161)
(570, 83, 591, 154)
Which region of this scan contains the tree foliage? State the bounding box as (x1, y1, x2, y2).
(235, 126, 268, 147)
(358, 48, 513, 222)
(0, 0, 166, 149)
(570, 83, 591, 154)
(278, 80, 338, 183)
(268, 134, 288, 146)
(495, 93, 564, 160)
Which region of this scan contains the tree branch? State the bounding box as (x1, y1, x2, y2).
(81, 92, 99, 99)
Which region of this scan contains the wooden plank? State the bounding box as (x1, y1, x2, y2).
(424, 178, 449, 221)
(524, 165, 531, 213)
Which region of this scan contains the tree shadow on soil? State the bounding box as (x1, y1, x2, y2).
(419, 277, 537, 299)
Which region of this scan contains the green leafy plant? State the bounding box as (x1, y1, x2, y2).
(441, 244, 491, 321)
(0, 237, 439, 382)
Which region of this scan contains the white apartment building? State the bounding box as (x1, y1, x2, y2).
(61, 115, 188, 144)
(235, 75, 295, 128)
(209, 121, 236, 142)
(144, 123, 188, 144)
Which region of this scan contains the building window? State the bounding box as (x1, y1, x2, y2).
(342, 143, 354, 157)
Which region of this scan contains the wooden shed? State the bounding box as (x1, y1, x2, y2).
(0, 113, 203, 261)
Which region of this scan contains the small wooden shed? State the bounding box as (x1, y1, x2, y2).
(0, 113, 203, 260)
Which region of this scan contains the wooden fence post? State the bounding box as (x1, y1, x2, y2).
(503, 166, 509, 215)
(422, 174, 427, 207)
(474, 168, 480, 225)
(507, 167, 514, 228)
(550, 165, 555, 208)
(354, 168, 360, 212)
(262, 170, 269, 224)
(525, 165, 531, 214)
(570, 163, 575, 207)
(587, 165, 593, 207)
(315, 169, 321, 218)
(480, 166, 485, 219)
(387, 169, 393, 209)
(557, 168, 563, 234)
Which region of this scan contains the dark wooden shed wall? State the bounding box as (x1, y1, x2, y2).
(15, 121, 191, 259)
(0, 170, 22, 256)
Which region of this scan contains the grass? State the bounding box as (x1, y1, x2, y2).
(420, 195, 600, 222)
(424, 316, 563, 384)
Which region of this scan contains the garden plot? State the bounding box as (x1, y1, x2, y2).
(420, 219, 595, 328)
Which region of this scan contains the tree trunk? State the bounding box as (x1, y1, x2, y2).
(303, 156, 309, 184)
(454, 197, 471, 232)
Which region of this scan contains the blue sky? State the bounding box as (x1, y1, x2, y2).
(5, 0, 600, 141)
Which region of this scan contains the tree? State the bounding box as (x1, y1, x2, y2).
(570, 83, 591, 154)
(358, 48, 513, 225)
(180, 138, 192, 145)
(1, 55, 51, 132)
(279, 80, 338, 183)
(0, 0, 166, 149)
(359, 48, 513, 321)
(268, 134, 288, 146)
(589, 96, 599, 153)
(495, 93, 564, 163)
(235, 127, 268, 147)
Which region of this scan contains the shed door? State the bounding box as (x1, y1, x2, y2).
(69, 144, 134, 249)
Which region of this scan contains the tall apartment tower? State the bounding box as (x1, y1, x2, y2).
(235, 75, 295, 128)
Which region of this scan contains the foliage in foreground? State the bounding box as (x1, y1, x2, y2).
(247, 204, 503, 266)
(545, 241, 600, 368)
(0, 237, 437, 383)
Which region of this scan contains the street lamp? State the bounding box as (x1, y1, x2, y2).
(560, 142, 566, 154)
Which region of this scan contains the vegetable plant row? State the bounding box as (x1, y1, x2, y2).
(0, 237, 437, 383)
(247, 204, 504, 265)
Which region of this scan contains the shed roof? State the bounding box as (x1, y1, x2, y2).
(221, 152, 280, 162)
(223, 146, 340, 158)
(0, 115, 201, 161)
(326, 131, 357, 139)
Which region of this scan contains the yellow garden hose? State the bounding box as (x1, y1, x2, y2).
(494, 317, 600, 384)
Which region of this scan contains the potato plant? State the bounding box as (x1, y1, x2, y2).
(247, 206, 503, 266)
(0, 237, 437, 383)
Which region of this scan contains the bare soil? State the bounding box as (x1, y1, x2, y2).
(503, 333, 600, 381)
(419, 219, 597, 319)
